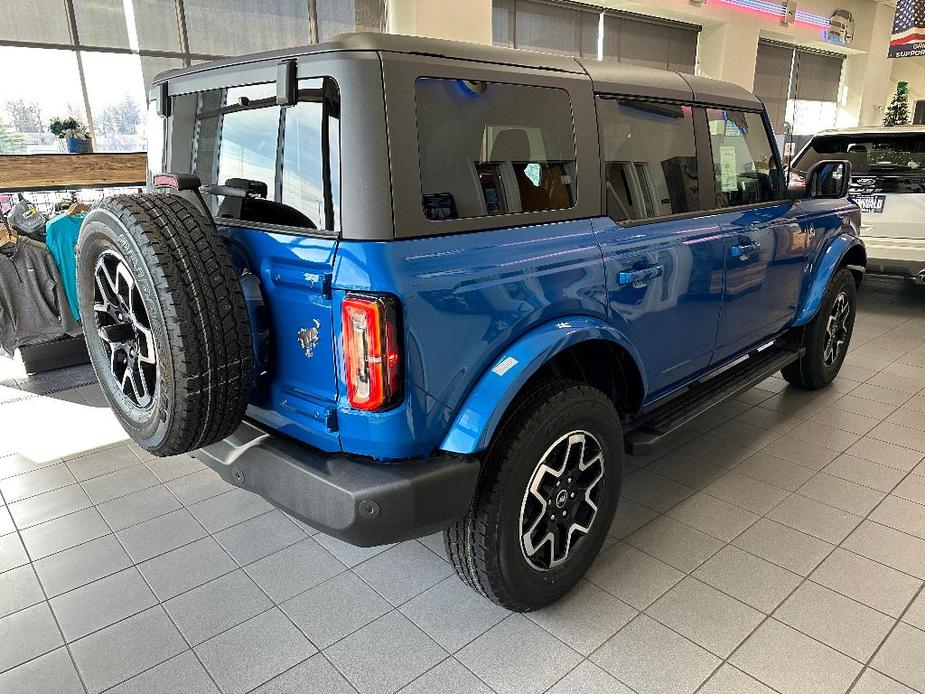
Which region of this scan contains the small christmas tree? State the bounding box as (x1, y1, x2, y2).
(883, 82, 910, 127)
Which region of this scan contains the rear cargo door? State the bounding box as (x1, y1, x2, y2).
(224, 228, 340, 452)
(167, 77, 344, 452)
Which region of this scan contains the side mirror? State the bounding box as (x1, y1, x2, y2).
(790, 160, 851, 200)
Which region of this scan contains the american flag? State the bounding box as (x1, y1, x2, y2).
(889, 0, 925, 58)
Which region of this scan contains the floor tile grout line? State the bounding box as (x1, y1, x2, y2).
(6, 504, 311, 631)
(542, 657, 645, 694)
(843, 581, 925, 693)
(0, 487, 92, 694)
(628, 435, 925, 548)
(587, 491, 790, 681)
(238, 651, 363, 694)
(4, 285, 924, 692)
(3, 452, 220, 512)
(688, 516, 853, 693)
(753, 441, 925, 683)
(75, 484, 229, 694)
(7, 476, 280, 578)
(616, 480, 925, 602)
(0, 437, 133, 483)
(165, 484, 376, 694)
(603, 446, 902, 690)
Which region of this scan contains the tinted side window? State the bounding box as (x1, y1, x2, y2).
(415, 78, 576, 220)
(178, 78, 340, 231)
(598, 98, 699, 222)
(706, 109, 782, 208)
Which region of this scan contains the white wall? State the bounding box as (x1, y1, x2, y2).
(387, 0, 493, 44)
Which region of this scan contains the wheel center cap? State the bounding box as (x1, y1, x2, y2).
(555, 489, 569, 508)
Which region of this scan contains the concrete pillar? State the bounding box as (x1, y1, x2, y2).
(697, 22, 761, 91)
(840, 0, 896, 127)
(386, 0, 493, 44)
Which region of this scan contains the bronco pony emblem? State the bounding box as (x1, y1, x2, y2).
(297, 320, 322, 358)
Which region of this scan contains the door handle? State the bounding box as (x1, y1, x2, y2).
(618, 264, 663, 286)
(729, 241, 760, 259)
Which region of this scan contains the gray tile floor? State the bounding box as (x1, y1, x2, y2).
(1, 275, 924, 694)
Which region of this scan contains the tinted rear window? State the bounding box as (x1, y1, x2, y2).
(794, 133, 925, 176)
(415, 78, 576, 221)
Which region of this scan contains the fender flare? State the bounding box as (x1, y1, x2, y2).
(439, 316, 646, 455)
(792, 234, 865, 327)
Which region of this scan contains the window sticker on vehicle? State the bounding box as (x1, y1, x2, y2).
(850, 194, 886, 214)
(720, 145, 738, 192)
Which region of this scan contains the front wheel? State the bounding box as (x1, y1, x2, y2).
(782, 267, 857, 390)
(445, 379, 623, 611)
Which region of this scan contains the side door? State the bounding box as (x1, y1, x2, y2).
(594, 97, 726, 399)
(706, 108, 808, 363)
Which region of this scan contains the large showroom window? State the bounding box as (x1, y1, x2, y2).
(415, 78, 576, 220)
(0, 0, 384, 156)
(493, 0, 699, 73)
(598, 99, 700, 222)
(753, 39, 844, 159)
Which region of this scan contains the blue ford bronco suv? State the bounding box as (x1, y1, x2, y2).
(76, 34, 865, 610)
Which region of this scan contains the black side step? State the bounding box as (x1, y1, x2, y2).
(623, 345, 804, 456)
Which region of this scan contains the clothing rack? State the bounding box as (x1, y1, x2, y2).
(0, 196, 96, 374)
(1, 186, 143, 218)
(1, 156, 146, 375)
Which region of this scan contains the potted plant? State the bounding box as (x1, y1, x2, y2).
(49, 116, 92, 153)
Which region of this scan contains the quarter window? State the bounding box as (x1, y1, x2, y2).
(706, 108, 782, 207)
(598, 98, 700, 222)
(415, 78, 577, 220)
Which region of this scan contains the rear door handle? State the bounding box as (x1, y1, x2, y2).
(729, 241, 760, 259)
(618, 264, 663, 286)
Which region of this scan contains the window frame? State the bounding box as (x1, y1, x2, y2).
(702, 105, 788, 213)
(414, 76, 579, 223)
(596, 93, 789, 228)
(382, 52, 601, 239)
(597, 95, 714, 228)
(174, 75, 341, 236)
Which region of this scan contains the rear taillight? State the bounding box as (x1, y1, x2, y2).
(341, 294, 402, 411)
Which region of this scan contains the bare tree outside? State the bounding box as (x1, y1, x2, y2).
(4, 99, 43, 133)
(95, 94, 143, 135)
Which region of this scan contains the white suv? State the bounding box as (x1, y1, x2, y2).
(793, 125, 925, 283)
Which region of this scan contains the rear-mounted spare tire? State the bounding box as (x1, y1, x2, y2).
(76, 194, 253, 456)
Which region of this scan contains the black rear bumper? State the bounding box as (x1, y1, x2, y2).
(192, 420, 480, 547)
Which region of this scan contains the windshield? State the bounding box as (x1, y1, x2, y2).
(793, 133, 925, 175)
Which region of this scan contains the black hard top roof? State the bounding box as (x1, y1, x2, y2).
(153, 32, 760, 109)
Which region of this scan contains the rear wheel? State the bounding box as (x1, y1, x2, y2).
(445, 379, 623, 611)
(782, 267, 856, 389)
(77, 194, 253, 456)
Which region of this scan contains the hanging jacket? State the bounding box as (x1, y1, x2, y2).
(0, 237, 80, 358)
(45, 213, 84, 320)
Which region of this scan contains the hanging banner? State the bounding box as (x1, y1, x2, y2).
(889, 0, 925, 58)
